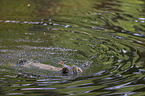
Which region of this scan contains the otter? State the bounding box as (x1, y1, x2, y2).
(17, 59, 83, 75)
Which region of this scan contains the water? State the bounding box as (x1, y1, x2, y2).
(0, 0, 145, 95)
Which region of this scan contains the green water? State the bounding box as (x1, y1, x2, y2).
(0, 0, 145, 95)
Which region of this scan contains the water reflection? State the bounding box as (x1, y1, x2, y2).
(1, 0, 145, 95)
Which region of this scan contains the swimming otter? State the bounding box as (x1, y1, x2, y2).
(18, 59, 83, 75)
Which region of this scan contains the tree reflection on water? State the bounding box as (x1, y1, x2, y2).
(0, 0, 145, 95)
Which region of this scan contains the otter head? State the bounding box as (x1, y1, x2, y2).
(62, 67, 69, 73)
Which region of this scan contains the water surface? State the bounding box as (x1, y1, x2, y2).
(0, 0, 145, 95)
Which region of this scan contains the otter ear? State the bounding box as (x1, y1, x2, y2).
(59, 60, 63, 65)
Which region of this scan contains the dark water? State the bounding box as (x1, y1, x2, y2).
(1, 0, 145, 95)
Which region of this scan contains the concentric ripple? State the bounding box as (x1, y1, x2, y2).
(0, 0, 145, 95)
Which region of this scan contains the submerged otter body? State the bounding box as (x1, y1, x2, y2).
(17, 59, 83, 75)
